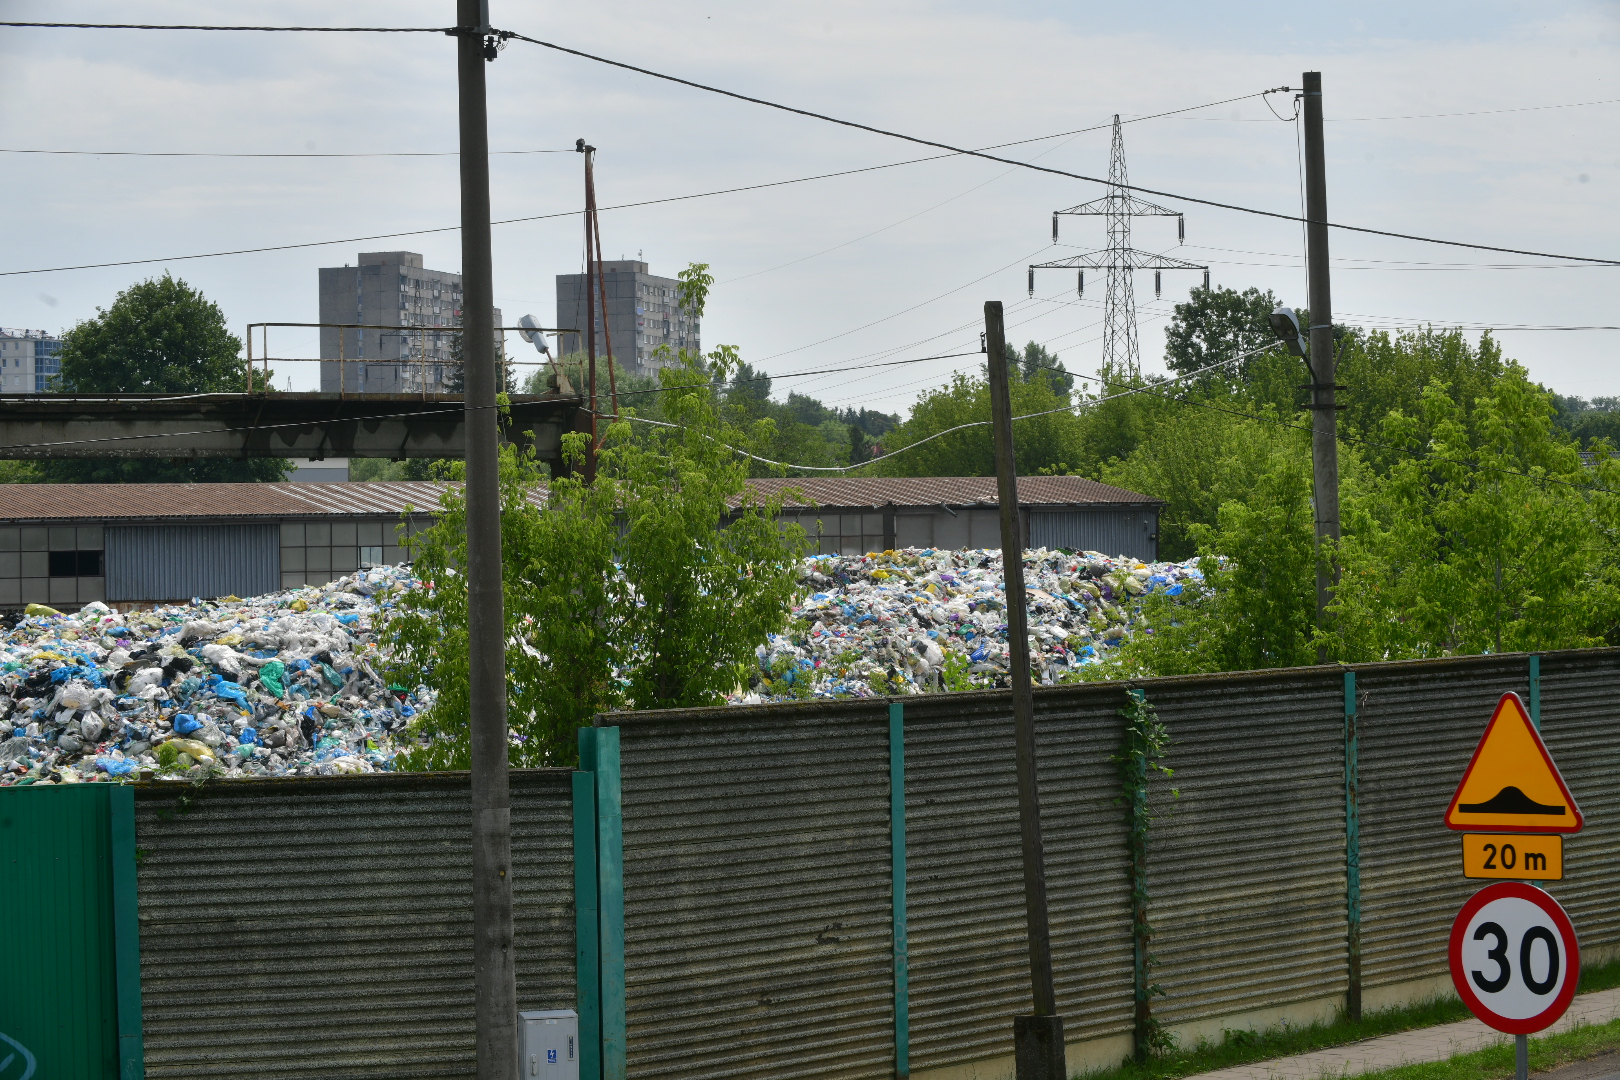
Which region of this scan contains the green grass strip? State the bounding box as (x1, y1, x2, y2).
(1360, 1017, 1620, 1080)
(1078, 958, 1620, 1080)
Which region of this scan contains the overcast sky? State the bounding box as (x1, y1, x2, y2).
(0, 0, 1615, 417)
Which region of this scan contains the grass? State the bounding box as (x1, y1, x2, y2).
(1078, 958, 1620, 1080)
(1361, 1017, 1620, 1080)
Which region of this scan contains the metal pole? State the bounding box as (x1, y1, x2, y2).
(1301, 70, 1340, 664)
(1516, 1033, 1528, 1080)
(458, 2, 517, 1078)
(985, 301, 1065, 1080)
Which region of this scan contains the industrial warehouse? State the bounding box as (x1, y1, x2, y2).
(0, 475, 1161, 609)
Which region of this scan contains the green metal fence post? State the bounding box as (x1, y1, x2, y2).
(574, 732, 602, 1080)
(595, 727, 626, 1080)
(1528, 655, 1541, 730)
(1344, 671, 1361, 1023)
(109, 784, 145, 1080)
(889, 702, 910, 1080)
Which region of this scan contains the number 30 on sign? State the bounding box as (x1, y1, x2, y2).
(1449, 881, 1579, 1034)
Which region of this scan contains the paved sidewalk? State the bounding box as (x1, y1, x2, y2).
(1190, 988, 1620, 1080)
(1538, 1051, 1620, 1080)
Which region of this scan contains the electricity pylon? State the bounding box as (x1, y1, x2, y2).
(1028, 114, 1208, 380)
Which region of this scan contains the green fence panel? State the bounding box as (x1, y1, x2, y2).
(0, 783, 125, 1078)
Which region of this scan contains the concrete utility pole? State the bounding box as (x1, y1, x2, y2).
(457, 1, 518, 1077)
(1301, 70, 1340, 663)
(984, 301, 1066, 1080)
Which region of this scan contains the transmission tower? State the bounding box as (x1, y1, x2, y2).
(1029, 114, 1208, 379)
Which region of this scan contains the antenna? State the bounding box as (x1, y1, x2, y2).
(1027, 115, 1208, 378)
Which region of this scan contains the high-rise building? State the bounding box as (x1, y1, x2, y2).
(0, 328, 63, 393)
(318, 251, 501, 394)
(556, 261, 698, 374)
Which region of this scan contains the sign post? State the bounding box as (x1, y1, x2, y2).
(1445, 692, 1585, 1080)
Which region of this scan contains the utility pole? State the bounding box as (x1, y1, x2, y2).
(457, 2, 517, 1077)
(578, 140, 600, 482)
(1301, 71, 1340, 664)
(985, 301, 1065, 1080)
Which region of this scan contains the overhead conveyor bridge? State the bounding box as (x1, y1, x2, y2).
(0, 392, 586, 466)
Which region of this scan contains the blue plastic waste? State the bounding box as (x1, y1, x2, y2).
(172, 714, 202, 735)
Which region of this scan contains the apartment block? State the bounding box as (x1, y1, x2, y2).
(318, 251, 501, 394)
(0, 328, 63, 393)
(556, 261, 698, 374)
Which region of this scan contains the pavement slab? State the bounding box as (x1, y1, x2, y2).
(1187, 988, 1620, 1080)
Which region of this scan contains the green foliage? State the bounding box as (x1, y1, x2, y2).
(1099, 431, 1319, 678)
(1327, 364, 1620, 659)
(1114, 691, 1176, 1060)
(386, 334, 809, 768)
(1162, 284, 1281, 385)
(39, 274, 291, 483)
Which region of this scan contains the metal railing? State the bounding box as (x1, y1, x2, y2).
(245, 322, 579, 399)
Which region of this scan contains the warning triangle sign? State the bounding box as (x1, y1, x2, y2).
(1445, 692, 1583, 833)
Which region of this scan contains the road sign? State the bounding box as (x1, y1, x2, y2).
(1449, 882, 1579, 1033)
(1445, 693, 1582, 834)
(1462, 834, 1563, 881)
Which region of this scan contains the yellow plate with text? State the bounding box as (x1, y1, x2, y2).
(1462, 833, 1562, 880)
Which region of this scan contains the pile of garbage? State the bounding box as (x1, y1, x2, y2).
(736, 548, 1204, 703)
(0, 567, 429, 787)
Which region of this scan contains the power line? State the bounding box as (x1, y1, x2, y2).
(0, 21, 450, 32)
(0, 148, 575, 158)
(0, 98, 1278, 278)
(499, 31, 1620, 268)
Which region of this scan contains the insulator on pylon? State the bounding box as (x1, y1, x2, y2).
(1028, 268, 1035, 296)
(1203, 269, 1210, 289)
(1155, 271, 1162, 299)
(1178, 215, 1185, 243)
(1078, 270, 1085, 298)
(1052, 215, 1059, 243)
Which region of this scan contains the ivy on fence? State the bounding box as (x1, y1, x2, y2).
(1115, 688, 1177, 1061)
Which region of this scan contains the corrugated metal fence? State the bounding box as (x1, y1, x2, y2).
(132, 770, 575, 1079)
(607, 647, 1620, 1080)
(10, 647, 1620, 1080)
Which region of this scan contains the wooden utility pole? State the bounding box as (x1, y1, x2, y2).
(579, 140, 600, 482)
(1301, 70, 1340, 663)
(457, 2, 517, 1077)
(985, 301, 1066, 1080)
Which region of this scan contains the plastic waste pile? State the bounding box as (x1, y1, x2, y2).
(735, 547, 1204, 703)
(0, 567, 429, 787)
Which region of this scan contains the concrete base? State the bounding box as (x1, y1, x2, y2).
(1014, 1015, 1066, 1080)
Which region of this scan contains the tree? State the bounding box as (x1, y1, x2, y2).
(1328, 366, 1620, 659)
(1162, 284, 1280, 384)
(869, 367, 1084, 477)
(386, 267, 808, 768)
(38, 275, 291, 482)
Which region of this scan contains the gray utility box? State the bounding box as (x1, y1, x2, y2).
(519, 1009, 579, 1078)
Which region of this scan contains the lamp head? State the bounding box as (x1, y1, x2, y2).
(1268, 306, 1308, 358)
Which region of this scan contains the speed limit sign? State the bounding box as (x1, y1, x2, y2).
(1449, 882, 1580, 1033)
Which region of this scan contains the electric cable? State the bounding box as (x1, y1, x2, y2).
(498, 30, 1620, 267)
(0, 148, 576, 158)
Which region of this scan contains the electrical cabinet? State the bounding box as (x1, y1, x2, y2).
(519, 1009, 579, 1079)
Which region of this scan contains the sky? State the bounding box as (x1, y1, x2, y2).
(0, 0, 1615, 420)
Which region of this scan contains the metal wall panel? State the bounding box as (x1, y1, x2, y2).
(133, 770, 574, 1080)
(1356, 656, 1528, 990)
(0, 784, 121, 1077)
(107, 523, 280, 601)
(1144, 670, 1349, 1025)
(1029, 510, 1158, 562)
(900, 685, 1135, 1071)
(1536, 652, 1620, 958)
(613, 702, 896, 1080)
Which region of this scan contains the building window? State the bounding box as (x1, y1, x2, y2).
(49, 550, 103, 577)
(359, 545, 384, 568)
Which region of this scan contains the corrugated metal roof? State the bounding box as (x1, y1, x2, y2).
(0, 476, 1159, 523)
(0, 482, 454, 522)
